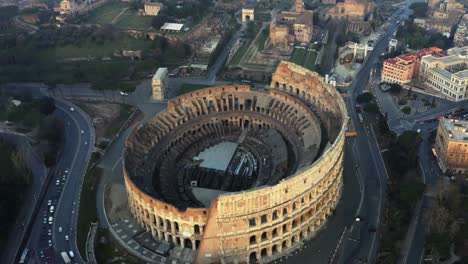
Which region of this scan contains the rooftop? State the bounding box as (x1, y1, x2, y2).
(442, 118, 468, 141)
(432, 67, 452, 79)
(453, 69, 468, 78)
(160, 23, 184, 31)
(145, 2, 161, 7)
(153, 67, 168, 80)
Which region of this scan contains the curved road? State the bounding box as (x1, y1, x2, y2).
(4, 84, 95, 264)
(29, 97, 94, 263)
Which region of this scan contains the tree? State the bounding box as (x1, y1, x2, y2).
(402, 106, 411, 115)
(409, 2, 429, 18)
(356, 92, 373, 104)
(363, 102, 379, 114)
(389, 83, 402, 94)
(39, 97, 56, 115)
(151, 12, 168, 30)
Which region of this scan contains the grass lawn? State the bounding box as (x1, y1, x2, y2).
(229, 40, 252, 65)
(85, 1, 128, 25)
(36, 37, 152, 60)
(114, 9, 153, 31)
(177, 83, 213, 96)
(303, 50, 318, 70)
(255, 28, 269, 52)
(76, 153, 101, 259)
(289, 48, 307, 66)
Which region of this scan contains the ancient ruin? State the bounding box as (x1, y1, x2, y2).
(269, 0, 314, 47)
(123, 62, 348, 263)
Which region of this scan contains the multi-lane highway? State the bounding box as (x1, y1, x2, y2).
(25, 98, 94, 263)
(1, 84, 95, 264)
(340, 1, 415, 263)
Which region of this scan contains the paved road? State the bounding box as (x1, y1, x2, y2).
(338, 2, 416, 263)
(24, 97, 94, 263)
(0, 85, 95, 263)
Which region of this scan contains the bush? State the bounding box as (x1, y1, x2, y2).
(402, 106, 411, 114)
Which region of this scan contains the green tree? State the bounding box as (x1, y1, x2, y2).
(356, 92, 373, 104)
(409, 2, 429, 18)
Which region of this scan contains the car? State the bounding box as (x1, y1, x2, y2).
(56, 180, 60, 186)
(47, 200, 52, 206)
(85, 141, 88, 145)
(59, 226, 62, 233)
(48, 216, 53, 224)
(67, 121, 71, 126)
(355, 216, 361, 222)
(65, 169, 69, 173)
(48, 229, 52, 236)
(69, 251, 75, 258)
(48, 240, 52, 247)
(65, 235, 69, 241)
(50, 206, 54, 213)
(81, 130, 84, 134)
(62, 175, 66, 180)
(43, 217, 47, 224)
(120, 91, 129, 96)
(70, 107, 74, 111)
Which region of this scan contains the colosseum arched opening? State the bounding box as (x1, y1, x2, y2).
(123, 62, 348, 263)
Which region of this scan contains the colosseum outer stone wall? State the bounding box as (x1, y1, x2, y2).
(123, 61, 348, 263)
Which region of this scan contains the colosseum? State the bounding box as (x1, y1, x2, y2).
(123, 61, 349, 263)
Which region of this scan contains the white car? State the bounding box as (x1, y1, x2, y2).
(65, 169, 69, 174)
(59, 226, 62, 233)
(48, 239, 52, 247)
(70, 107, 75, 111)
(48, 229, 52, 236)
(49, 206, 54, 213)
(56, 180, 60, 186)
(48, 216, 53, 224)
(65, 235, 69, 241)
(43, 217, 47, 224)
(81, 130, 84, 134)
(69, 251, 75, 258)
(47, 200, 52, 206)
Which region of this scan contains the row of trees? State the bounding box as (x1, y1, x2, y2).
(427, 184, 468, 261)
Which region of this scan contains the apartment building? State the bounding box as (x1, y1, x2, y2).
(420, 46, 468, 101)
(434, 118, 468, 174)
(381, 47, 443, 84)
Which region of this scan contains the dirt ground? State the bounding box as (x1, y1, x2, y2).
(105, 182, 132, 223)
(75, 102, 134, 142)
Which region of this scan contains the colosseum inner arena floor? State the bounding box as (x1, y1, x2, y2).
(123, 62, 348, 264)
